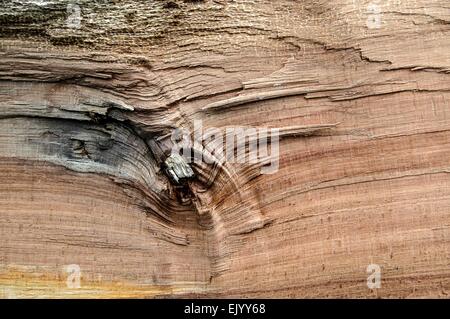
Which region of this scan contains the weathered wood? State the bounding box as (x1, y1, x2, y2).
(0, 0, 449, 298)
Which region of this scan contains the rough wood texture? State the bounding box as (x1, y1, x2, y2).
(0, 0, 449, 298)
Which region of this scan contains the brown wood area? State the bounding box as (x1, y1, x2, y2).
(0, 0, 449, 298)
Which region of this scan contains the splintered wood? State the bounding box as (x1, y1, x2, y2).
(0, 0, 449, 298)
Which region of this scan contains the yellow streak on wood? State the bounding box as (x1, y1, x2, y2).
(0, 265, 206, 299)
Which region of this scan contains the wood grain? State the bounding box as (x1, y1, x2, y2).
(0, 0, 449, 298)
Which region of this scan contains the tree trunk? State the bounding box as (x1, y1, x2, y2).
(0, 0, 449, 298)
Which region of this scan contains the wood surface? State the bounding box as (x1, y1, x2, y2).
(0, 0, 449, 298)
